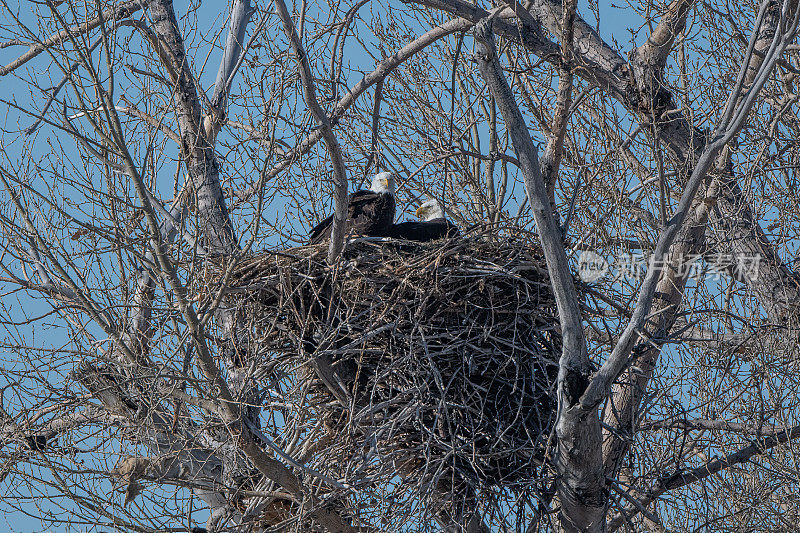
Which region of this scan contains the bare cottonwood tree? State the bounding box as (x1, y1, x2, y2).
(2, 0, 800, 531)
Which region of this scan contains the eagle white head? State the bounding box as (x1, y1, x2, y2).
(370, 172, 396, 195)
(415, 199, 445, 221)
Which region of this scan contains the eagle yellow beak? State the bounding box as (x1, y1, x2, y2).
(415, 206, 425, 218)
(382, 177, 390, 188)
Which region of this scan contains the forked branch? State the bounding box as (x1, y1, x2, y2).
(474, 17, 603, 532)
(582, 0, 800, 412)
(608, 423, 800, 530)
(275, 0, 349, 263)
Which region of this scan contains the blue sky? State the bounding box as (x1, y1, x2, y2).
(0, 0, 704, 530)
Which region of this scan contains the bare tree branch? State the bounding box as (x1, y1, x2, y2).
(0, 0, 142, 76)
(582, 0, 800, 411)
(629, 0, 695, 115)
(539, 0, 578, 202)
(601, 0, 800, 493)
(274, 0, 349, 264)
(205, 0, 256, 143)
(144, 0, 237, 254)
(474, 17, 602, 532)
(232, 17, 473, 207)
(608, 423, 800, 530)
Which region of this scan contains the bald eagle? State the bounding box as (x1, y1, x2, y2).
(389, 199, 459, 241)
(309, 172, 396, 244)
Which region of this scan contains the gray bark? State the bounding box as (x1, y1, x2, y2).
(602, 0, 798, 485)
(274, 0, 349, 264)
(144, 0, 238, 255)
(608, 423, 800, 530)
(474, 18, 604, 532)
(138, 3, 362, 530)
(210, 0, 254, 111)
(475, 1, 798, 529)
(407, 0, 800, 335)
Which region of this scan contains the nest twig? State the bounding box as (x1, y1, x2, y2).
(214, 231, 564, 523)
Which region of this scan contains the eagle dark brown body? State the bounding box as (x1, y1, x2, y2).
(309, 172, 396, 244)
(388, 198, 458, 242)
(388, 217, 459, 241)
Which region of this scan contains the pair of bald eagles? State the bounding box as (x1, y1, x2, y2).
(309, 172, 458, 244)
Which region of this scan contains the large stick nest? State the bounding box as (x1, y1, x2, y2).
(219, 232, 564, 504)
